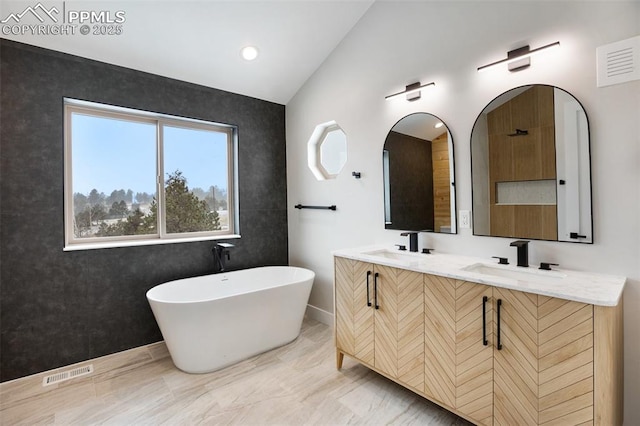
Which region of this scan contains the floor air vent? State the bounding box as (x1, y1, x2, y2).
(597, 35, 640, 87)
(42, 364, 94, 387)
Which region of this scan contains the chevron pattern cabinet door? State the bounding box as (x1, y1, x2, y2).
(455, 280, 494, 426)
(494, 287, 540, 426)
(374, 264, 400, 377)
(396, 268, 425, 393)
(374, 266, 424, 390)
(538, 296, 594, 426)
(353, 261, 375, 365)
(335, 258, 374, 365)
(424, 274, 456, 408)
(335, 257, 355, 355)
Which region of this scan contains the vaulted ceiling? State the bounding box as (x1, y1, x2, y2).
(1, 1, 374, 104)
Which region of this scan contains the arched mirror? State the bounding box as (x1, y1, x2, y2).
(470, 84, 592, 243)
(383, 113, 457, 233)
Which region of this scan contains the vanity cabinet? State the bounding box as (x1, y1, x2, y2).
(334, 255, 623, 426)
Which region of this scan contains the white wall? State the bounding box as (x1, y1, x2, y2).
(286, 1, 639, 423)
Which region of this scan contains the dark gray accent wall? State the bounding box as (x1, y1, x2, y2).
(0, 39, 288, 382)
(385, 131, 434, 231)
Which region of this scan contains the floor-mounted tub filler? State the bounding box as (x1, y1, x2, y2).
(146, 266, 314, 373)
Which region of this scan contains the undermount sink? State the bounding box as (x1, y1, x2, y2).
(462, 263, 566, 283)
(361, 249, 424, 264)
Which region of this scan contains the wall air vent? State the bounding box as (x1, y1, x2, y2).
(596, 35, 640, 87)
(42, 364, 94, 387)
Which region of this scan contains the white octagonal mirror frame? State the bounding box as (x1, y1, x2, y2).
(307, 120, 347, 180)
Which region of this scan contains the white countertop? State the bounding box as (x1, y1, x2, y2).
(333, 245, 625, 306)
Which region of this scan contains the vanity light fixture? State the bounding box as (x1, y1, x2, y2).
(241, 46, 259, 61)
(477, 41, 560, 73)
(385, 81, 435, 101)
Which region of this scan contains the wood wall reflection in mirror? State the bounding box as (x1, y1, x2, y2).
(383, 113, 456, 234)
(471, 85, 593, 243)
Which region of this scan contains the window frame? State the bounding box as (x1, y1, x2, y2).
(63, 98, 239, 251)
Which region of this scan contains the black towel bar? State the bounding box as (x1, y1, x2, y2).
(295, 204, 336, 211)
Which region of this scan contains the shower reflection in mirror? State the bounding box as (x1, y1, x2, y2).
(470, 85, 592, 243)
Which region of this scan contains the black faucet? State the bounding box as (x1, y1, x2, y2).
(510, 240, 530, 267)
(213, 242, 234, 272)
(400, 232, 419, 253)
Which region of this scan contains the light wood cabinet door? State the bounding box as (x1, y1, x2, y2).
(373, 264, 399, 376)
(374, 265, 424, 392)
(335, 257, 374, 365)
(493, 287, 540, 426)
(423, 274, 457, 409)
(493, 289, 595, 426)
(538, 296, 594, 425)
(455, 280, 494, 426)
(396, 268, 426, 392)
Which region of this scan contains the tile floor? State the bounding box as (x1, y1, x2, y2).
(0, 318, 470, 425)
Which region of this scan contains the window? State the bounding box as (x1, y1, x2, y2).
(64, 99, 238, 250)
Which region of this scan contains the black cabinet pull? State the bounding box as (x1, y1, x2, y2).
(482, 296, 488, 346)
(497, 299, 503, 350)
(366, 271, 372, 307)
(374, 272, 380, 309)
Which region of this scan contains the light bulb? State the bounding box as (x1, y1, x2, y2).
(241, 46, 259, 61)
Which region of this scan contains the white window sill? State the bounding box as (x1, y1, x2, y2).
(63, 234, 241, 251)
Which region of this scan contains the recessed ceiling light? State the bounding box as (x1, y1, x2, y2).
(241, 46, 259, 61)
(435, 122, 444, 129)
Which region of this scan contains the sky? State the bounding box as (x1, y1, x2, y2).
(71, 113, 229, 197)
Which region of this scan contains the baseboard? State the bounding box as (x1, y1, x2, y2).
(305, 304, 333, 326)
(0, 340, 169, 404)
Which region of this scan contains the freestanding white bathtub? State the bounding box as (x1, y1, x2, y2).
(146, 266, 314, 373)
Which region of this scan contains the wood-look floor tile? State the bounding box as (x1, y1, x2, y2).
(205, 396, 307, 425)
(1, 381, 96, 425)
(93, 356, 175, 397)
(298, 395, 362, 425)
(72, 377, 174, 425)
(1, 317, 470, 425)
(89, 345, 155, 380)
(146, 341, 171, 361)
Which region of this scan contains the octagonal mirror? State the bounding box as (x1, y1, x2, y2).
(307, 120, 347, 180)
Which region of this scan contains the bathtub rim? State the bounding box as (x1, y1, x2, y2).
(146, 265, 315, 305)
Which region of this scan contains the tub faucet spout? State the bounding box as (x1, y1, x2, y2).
(213, 242, 234, 273)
